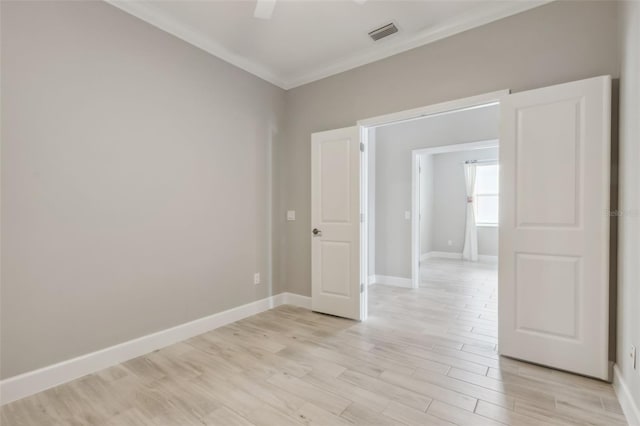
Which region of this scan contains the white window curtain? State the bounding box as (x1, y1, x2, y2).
(462, 163, 478, 261)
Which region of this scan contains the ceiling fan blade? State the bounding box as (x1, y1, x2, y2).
(254, 0, 277, 20)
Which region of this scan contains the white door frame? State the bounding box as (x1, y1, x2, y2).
(359, 126, 370, 321)
(410, 139, 499, 288)
(357, 89, 509, 303)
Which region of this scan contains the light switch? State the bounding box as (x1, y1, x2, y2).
(405, 211, 411, 220)
(287, 210, 296, 221)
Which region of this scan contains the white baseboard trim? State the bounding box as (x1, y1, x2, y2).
(282, 292, 312, 309)
(0, 292, 311, 406)
(423, 251, 498, 263)
(428, 251, 463, 259)
(370, 275, 412, 288)
(613, 364, 640, 426)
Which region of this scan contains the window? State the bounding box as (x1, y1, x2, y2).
(474, 163, 499, 226)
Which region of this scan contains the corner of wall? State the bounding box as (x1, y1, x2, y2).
(615, 1, 640, 423)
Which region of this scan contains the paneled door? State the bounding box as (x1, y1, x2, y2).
(499, 76, 611, 380)
(311, 126, 362, 320)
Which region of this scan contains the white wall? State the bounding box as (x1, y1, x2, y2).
(430, 148, 499, 256)
(373, 106, 499, 278)
(616, 0, 640, 418)
(1, 1, 285, 379)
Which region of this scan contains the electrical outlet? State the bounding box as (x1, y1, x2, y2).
(254, 273, 260, 285)
(404, 211, 411, 220)
(631, 345, 637, 370)
(286, 210, 296, 221)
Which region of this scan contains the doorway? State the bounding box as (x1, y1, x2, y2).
(312, 77, 612, 380)
(364, 107, 502, 374)
(360, 91, 504, 301)
(411, 140, 499, 289)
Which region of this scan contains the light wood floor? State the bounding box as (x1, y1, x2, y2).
(1, 258, 627, 425)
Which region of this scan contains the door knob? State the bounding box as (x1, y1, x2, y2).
(312, 228, 322, 236)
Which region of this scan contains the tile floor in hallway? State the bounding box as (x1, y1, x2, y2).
(0, 258, 627, 425)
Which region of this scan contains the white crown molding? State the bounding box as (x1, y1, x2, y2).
(0, 292, 311, 406)
(104, 0, 551, 90)
(282, 1, 552, 89)
(105, 0, 288, 89)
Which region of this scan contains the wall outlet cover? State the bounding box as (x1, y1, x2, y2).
(286, 210, 296, 221)
(254, 273, 260, 285)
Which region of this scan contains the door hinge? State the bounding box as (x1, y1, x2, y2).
(360, 283, 364, 293)
(360, 142, 365, 152)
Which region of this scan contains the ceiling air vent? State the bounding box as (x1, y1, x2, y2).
(368, 22, 398, 41)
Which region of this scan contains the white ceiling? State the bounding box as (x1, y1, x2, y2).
(107, 0, 548, 89)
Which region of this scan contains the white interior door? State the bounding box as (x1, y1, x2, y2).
(311, 126, 362, 320)
(499, 76, 611, 380)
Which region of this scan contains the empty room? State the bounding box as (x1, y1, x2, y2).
(1, 0, 639, 425)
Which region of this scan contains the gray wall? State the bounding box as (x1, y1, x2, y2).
(280, 0, 621, 297)
(617, 0, 640, 411)
(431, 148, 499, 256)
(478, 227, 499, 258)
(373, 106, 498, 278)
(1, 1, 285, 378)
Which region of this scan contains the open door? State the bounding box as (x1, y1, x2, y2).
(499, 76, 611, 380)
(311, 126, 362, 320)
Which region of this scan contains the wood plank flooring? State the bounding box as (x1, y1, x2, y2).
(1, 258, 627, 425)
